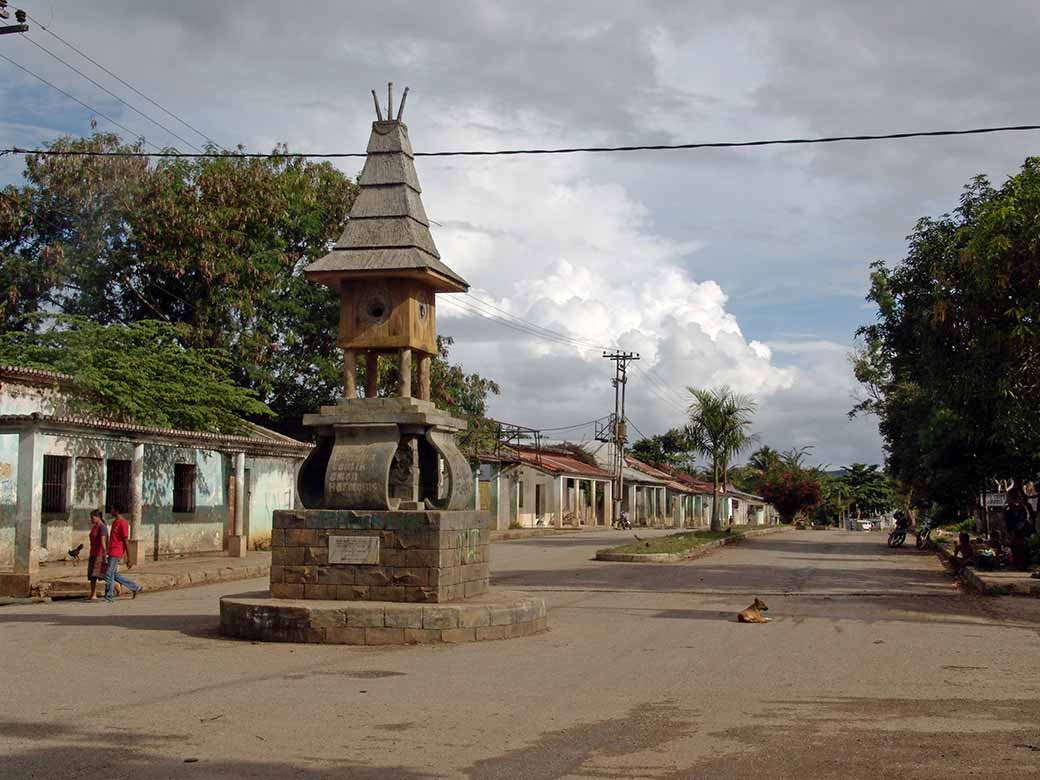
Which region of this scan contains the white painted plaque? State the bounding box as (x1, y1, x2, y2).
(328, 535, 380, 565)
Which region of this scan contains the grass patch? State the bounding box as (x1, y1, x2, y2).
(604, 529, 740, 556)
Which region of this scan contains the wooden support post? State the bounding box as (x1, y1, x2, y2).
(399, 348, 412, 397)
(365, 352, 379, 398)
(418, 354, 431, 401)
(343, 349, 357, 399)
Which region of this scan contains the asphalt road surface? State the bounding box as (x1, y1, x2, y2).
(3, 529, 1040, 779)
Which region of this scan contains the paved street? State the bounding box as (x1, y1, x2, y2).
(3, 530, 1040, 779)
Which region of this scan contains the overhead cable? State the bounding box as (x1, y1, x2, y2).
(26, 12, 219, 147)
(0, 51, 163, 152)
(5, 123, 1040, 159)
(18, 34, 203, 152)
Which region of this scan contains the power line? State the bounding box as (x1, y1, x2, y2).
(18, 32, 203, 152)
(628, 362, 688, 412)
(538, 416, 611, 432)
(440, 296, 608, 353)
(461, 292, 615, 351)
(632, 363, 690, 411)
(25, 11, 218, 147)
(5, 122, 1040, 159)
(0, 50, 163, 152)
(625, 415, 649, 443)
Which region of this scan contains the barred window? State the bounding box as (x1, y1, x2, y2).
(173, 464, 196, 514)
(105, 459, 132, 515)
(42, 455, 70, 514)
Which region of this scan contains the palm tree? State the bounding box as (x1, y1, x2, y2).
(686, 386, 757, 531)
(747, 445, 782, 474)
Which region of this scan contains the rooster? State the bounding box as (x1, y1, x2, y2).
(68, 543, 84, 562)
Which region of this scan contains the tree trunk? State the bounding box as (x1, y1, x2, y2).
(710, 459, 721, 532)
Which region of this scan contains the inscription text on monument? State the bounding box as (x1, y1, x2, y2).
(328, 535, 381, 564)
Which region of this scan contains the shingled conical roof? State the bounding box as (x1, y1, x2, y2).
(304, 86, 468, 293)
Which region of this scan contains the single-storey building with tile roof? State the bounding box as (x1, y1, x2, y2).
(0, 365, 310, 597)
(476, 445, 614, 530)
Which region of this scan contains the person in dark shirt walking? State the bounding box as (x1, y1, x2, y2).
(105, 506, 142, 602)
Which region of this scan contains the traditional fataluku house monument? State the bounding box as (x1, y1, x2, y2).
(220, 86, 547, 645)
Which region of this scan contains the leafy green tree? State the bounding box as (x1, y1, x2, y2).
(686, 386, 757, 531)
(0, 316, 271, 434)
(629, 428, 693, 468)
(854, 158, 1040, 528)
(841, 463, 895, 520)
(814, 474, 853, 526)
(1, 132, 356, 430)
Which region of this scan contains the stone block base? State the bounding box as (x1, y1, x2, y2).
(269, 509, 490, 602)
(219, 589, 547, 645)
(125, 540, 147, 567)
(227, 535, 248, 558)
(0, 573, 32, 598)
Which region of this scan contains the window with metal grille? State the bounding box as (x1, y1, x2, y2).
(518, 481, 524, 508)
(105, 459, 132, 514)
(42, 455, 70, 513)
(173, 464, 196, 513)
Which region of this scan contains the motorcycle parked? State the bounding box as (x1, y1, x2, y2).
(914, 518, 937, 550)
(613, 512, 632, 530)
(887, 511, 910, 548)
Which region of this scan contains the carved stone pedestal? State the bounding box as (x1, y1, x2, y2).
(296, 397, 474, 512)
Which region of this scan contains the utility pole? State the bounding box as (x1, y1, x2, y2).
(0, 4, 29, 35)
(603, 351, 639, 521)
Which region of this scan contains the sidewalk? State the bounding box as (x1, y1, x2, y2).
(933, 540, 1040, 597)
(34, 553, 271, 599)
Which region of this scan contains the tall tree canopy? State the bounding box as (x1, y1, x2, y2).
(854, 157, 1040, 526)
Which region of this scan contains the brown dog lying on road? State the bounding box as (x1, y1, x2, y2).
(737, 598, 771, 623)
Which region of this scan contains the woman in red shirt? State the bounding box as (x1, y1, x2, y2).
(87, 509, 108, 601)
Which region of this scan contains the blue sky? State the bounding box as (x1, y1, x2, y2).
(3, 0, 1039, 468)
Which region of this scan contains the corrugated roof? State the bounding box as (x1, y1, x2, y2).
(513, 447, 612, 479)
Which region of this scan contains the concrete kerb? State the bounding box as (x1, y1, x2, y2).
(219, 589, 548, 645)
(594, 525, 794, 563)
(932, 539, 1040, 597)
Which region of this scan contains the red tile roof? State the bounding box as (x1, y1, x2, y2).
(514, 447, 612, 479)
(658, 465, 716, 494)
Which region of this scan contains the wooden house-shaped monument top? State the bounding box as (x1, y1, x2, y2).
(304, 84, 468, 401)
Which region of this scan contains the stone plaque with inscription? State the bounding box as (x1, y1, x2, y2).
(328, 535, 381, 565)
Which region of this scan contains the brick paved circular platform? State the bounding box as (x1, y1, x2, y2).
(219, 589, 548, 645)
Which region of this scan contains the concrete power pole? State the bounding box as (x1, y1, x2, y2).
(602, 351, 639, 521)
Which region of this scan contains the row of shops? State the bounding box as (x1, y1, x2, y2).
(474, 441, 777, 532)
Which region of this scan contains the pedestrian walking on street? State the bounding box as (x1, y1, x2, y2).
(105, 506, 142, 602)
(86, 510, 108, 601)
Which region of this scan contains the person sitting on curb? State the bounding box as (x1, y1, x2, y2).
(948, 531, 975, 577)
(105, 506, 143, 602)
